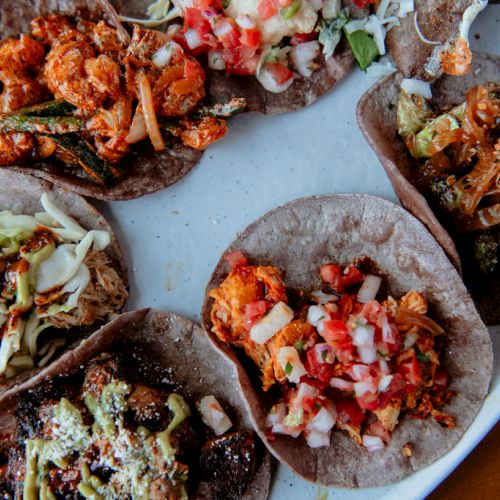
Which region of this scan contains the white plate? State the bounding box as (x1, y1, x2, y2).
(95, 6, 500, 499)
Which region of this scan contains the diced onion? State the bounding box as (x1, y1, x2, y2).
(272, 423, 302, 438)
(310, 290, 338, 304)
(344, 19, 367, 34)
(197, 395, 233, 436)
(184, 29, 203, 49)
(290, 41, 320, 78)
(152, 42, 181, 67)
(403, 331, 418, 349)
(379, 358, 390, 375)
(358, 345, 378, 364)
(307, 305, 325, 327)
(250, 302, 293, 344)
(314, 343, 335, 364)
(330, 377, 354, 391)
(236, 14, 255, 29)
(136, 69, 165, 151)
(362, 434, 385, 452)
(308, 0, 322, 12)
(126, 106, 148, 144)
(354, 379, 376, 397)
(308, 404, 337, 433)
(365, 58, 397, 78)
(306, 430, 331, 448)
(376, 0, 391, 20)
(351, 324, 375, 346)
(365, 14, 386, 55)
(401, 78, 432, 99)
(266, 402, 287, 427)
(351, 364, 370, 381)
(378, 374, 393, 392)
(297, 382, 320, 403)
(256, 66, 294, 93)
(278, 346, 307, 383)
(213, 19, 234, 38)
(208, 50, 226, 70)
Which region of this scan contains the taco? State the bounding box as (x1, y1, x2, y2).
(0, 0, 245, 200)
(0, 169, 127, 394)
(0, 309, 271, 499)
(201, 194, 492, 487)
(113, 1, 487, 115)
(357, 52, 499, 324)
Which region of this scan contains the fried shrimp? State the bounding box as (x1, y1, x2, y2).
(45, 40, 120, 111)
(0, 72, 45, 113)
(31, 14, 77, 45)
(0, 132, 35, 165)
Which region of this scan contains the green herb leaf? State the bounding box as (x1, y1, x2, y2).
(417, 353, 431, 363)
(343, 28, 379, 70)
(222, 0, 231, 8)
(377, 350, 387, 357)
(318, 9, 349, 59)
(313, 402, 322, 411)
(321, 349, 328, 361)
(281, 0, 302, 20)
(285, 361, 293, 376)
(294, 340, 306, 353)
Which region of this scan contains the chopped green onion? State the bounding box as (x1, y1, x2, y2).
(417, 353, 431, 363)
(281, 0, 302, 20)
(294, 340, 306, 353)
(285, 361, 293, 376)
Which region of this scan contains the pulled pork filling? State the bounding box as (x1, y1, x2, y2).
(209, 252, 455, 452)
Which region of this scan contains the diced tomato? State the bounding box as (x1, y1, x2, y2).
(224, 250, 248, 268)
(290, 32, 318, 45)
(305, 348, 336, 383)
(336, 398, 365, 427)
(337, 294, 355, 321)
(353, 0, 377, 8)
(257, 0, 277, 20)
(398, 351, 421, 386)
(299, 375, 330, 390)
(240, 29, 261, 48)
(215, 19, 240, 49)
(320, 264, 342, 285)
(377, 373, 405, 408)
(324, 303, 341, 320)
(184, 8, 212, 34)
(277, 0, 293, 6)
(356, 390, 379, 411)
(184, 59, 204, 84)
(433, 369, 450, 392)
(361, 300, 383, 324)
(265, 62, 293, 85)
(243, 300, 268, 329)
(339, 265, 365, 291)
(193, 0, 222, 8)
(320, 320, 348, 344)
(301, 396, 321, 412)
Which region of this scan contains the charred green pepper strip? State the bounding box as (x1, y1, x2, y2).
(15, 99, 76, 117)
(0, 115, 84, 134)
(196, 98, 247, 118)
(49, 134, 122, 186)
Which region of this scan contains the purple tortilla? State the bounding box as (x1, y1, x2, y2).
(0, 0, 203, 200)
(0, 309, 272, 499)
(357, 52, 500, 324)
(201, 194, 493, 487)
(0, 169, 128, 392)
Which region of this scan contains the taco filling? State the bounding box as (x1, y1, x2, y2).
(209, 252, 454, 451)
(0, 352, 260, 499)
(397, 81, 500, 278)
(0, 194, 127, 380)
(0, 13, 246, 184)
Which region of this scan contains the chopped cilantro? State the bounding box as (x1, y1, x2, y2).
(313, 402, 322, 411)
(377, 350, 387, 357)
(321, 349, 328, 361)
(417, 353, 431, 363)
(285, 361, 293, 376)
(295, 340, 306, 353)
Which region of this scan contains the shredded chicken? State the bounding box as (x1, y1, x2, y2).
(48, 251, 127, 329)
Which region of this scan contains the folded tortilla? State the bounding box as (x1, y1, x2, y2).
(202, 194, 493, 487)
(0, 309, 271, 499)
(357, 52, 499, 324)
(0, 0, 203, 200)
(0, 169, 128, 392)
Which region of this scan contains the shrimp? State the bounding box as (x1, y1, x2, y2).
(44, 40, 121, 111)
(90, 21, 125, 57)
(179, 117, 228, 150)
(86, 97, 132, 163)
(0, 132, 35, 165)
(31, 14, 78, 45)
(0, 35, 45, 74)
(0, 72, 45, 112)
(125, 26, 205, 117)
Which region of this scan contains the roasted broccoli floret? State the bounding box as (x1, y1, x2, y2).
(430, 176, 460, 213)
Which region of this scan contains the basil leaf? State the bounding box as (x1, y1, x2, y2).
(285, 361, 293, 376)
(343, 28, 379, 70)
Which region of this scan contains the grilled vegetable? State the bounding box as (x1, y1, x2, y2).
(0, 115, 84, 134)
(15, 99, 76, 117)
(49, 134, 122, 185)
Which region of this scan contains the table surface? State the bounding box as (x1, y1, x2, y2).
(428, 423, 500, 499)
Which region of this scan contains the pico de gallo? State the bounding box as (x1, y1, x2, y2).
(209, 252, 455, 451)
(118, 0, 419, 93)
